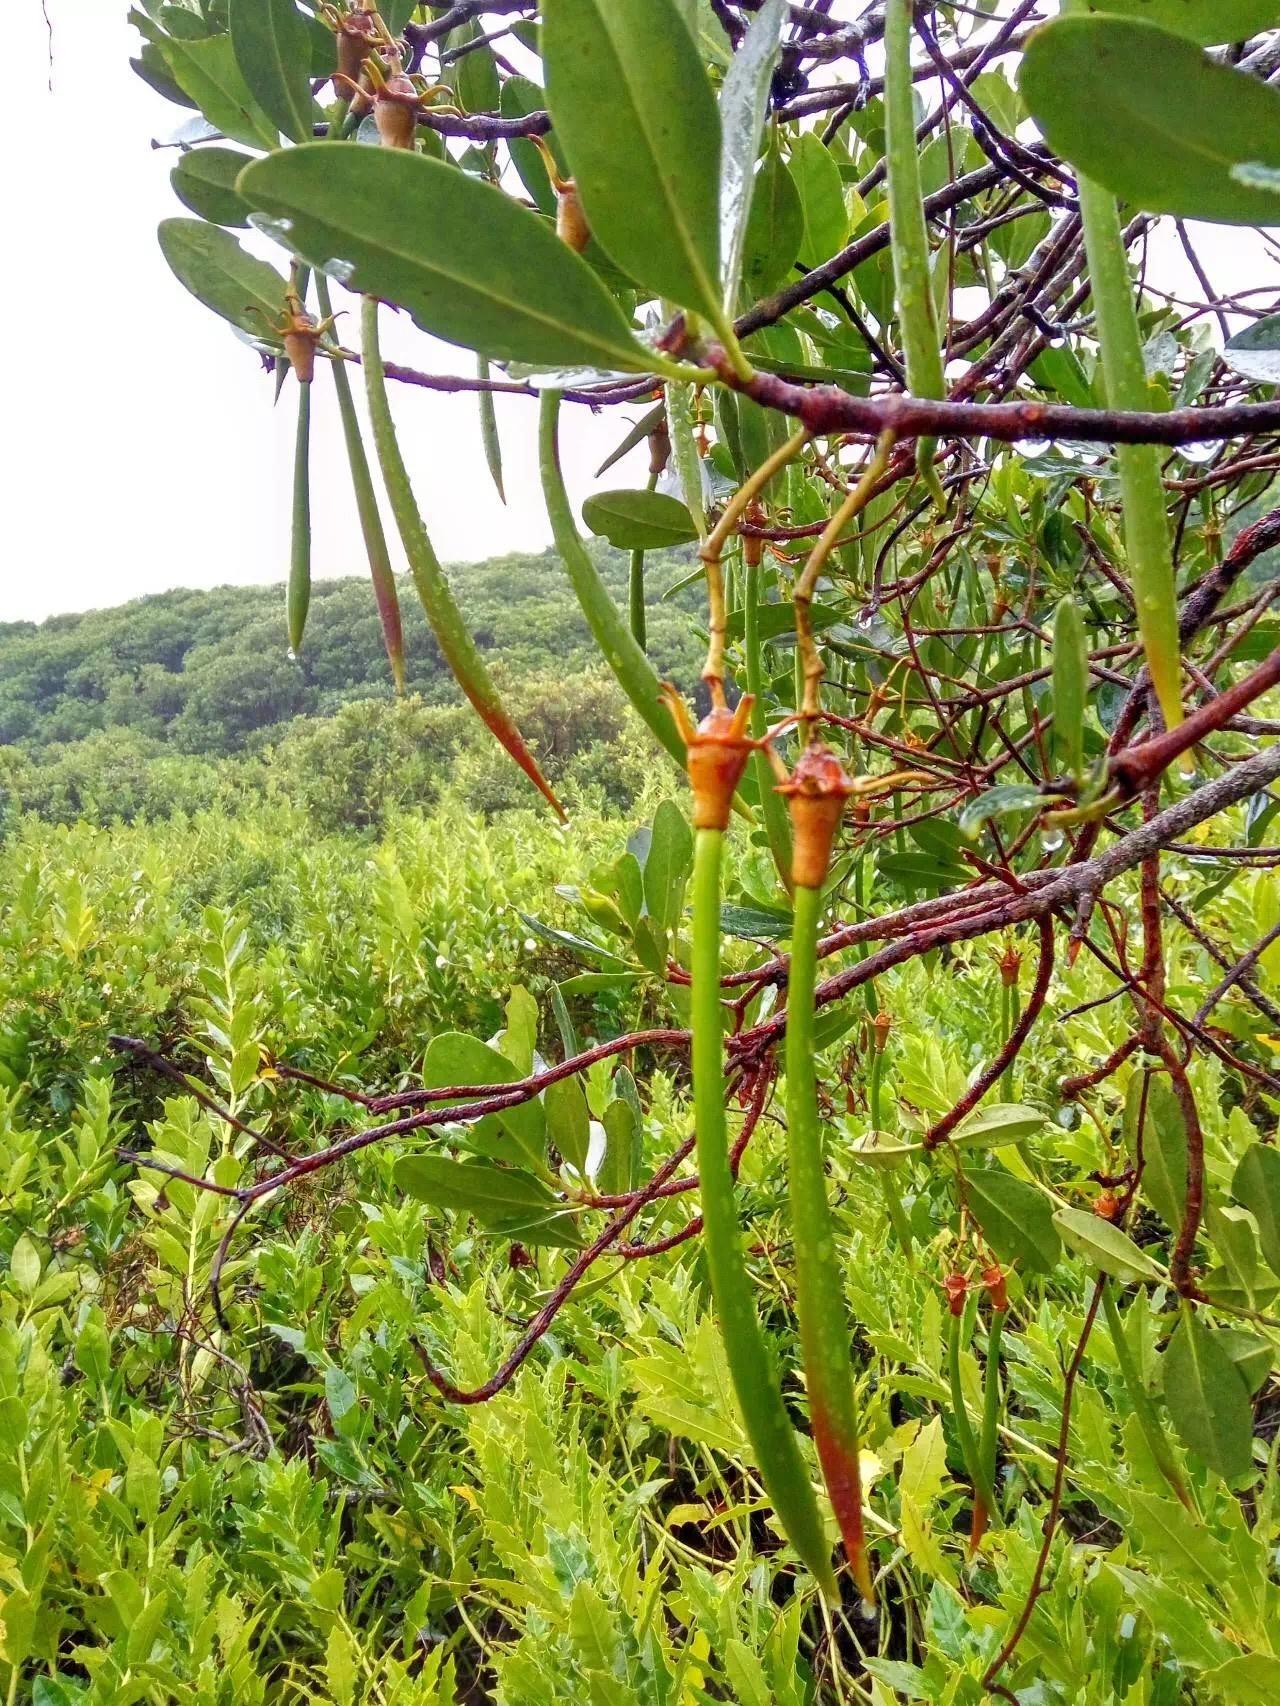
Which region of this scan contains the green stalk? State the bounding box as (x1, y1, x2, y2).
(885, 0, 947, 510)
(1102, 1282, 1195, 1513)
(1052, 595, 1088, 783)
(947, 1305, 996, 1530)
(629, 549, 647, 650)
(288, 380, 311, 655)
(744, 554, 793, 891)
(1072, 168, 1183, 734)
(1000, 976, 1020, 1102)
(539, 391, 687, 773)
(787, 880, 875, 1605)
(316, 277, 405, 693)
(978, 1307, 1004, 1521)
(690, 828, 838, 1602)
(361, 299, 564, 819)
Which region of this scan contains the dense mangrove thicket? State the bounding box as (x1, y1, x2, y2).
(5, 0, 1280, 1700)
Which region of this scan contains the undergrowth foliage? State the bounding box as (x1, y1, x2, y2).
(6, 0, 1280, 1700)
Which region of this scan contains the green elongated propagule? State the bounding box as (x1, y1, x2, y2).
(1052, 594, 1089, 783)
(1062, 0, 1184, 735)
(361, 298, 564, 820)
(477, 355, 506, 504)
(288, 381, 311, 655)
(539, 391, 688, 774)
(1075, 175, 1184, 733)
(884, 0, 947, 509)
(778, 743, 875, 1605)
(743, 547, 793, 890)
(947, 1298, 997, 1537)
(315, 276, 405, 693)
(688, 816, 839, 1602)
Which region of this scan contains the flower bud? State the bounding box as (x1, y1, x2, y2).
(555, 181, 591, 253)
(374, 76, 419, 149)
(284, 330, 319, 384)
(648, 419, 671, 478)
(944, 1272, 968, 1317)
(982, 1263, 1008, 1313)
(335, 10, 382, 92)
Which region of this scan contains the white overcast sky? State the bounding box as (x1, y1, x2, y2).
(7, 2, 1274, 625)
(8, 0, 652, 625)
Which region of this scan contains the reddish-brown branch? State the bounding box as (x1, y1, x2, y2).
(1111, 644, 1280, 797)
(1060, 1034, 1140, 1100)
(410, 1068, 772, 1404)
(922, 917, 1054, 1149)
(982, 1275, 1106, 1694)
(1161, 1043, 1206, 1298)
(702, 346, 1280, 448)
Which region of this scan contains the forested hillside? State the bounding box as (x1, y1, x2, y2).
(0, 546, 704, 827)
(0, 544, 702, 756)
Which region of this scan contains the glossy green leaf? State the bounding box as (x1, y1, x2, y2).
(951, 1104, 1046, 1147)
(543, 0, 724, 323)
(162, 32, 279, 150)
(1223, 314, 1280, 386)
(501, 987, 539, 1077)
(545, 1075, 591, 1174)
(598, 1096, 639, 1197)
(501, 75, 564, 216)
(170, 146, 252, 227)
(720, 902, 793, 941)
(790, 131, 847, 269)
(740, 141, 804, 305)
(718, 0, 786, 311)
(229, 0, 316, 144)
(450, 20, 500, 116)
(421, 1031, 545, 1172)
(581, 489, 699, 551)
(394, 1153, 555, 1217)
(1233, 1143, 1280, 1276)
(958, 784, 1044, 839)
(393, 1154, 581, 1247)
(1161, 1310, 1255, 1479)
(594, 402, 667, 479)
(133, 41, 198, 109)
(1218, 1327, 1273, 1395)
(1054, 1206, 1165, 1283)
(1020, 18, 1280, 225)
(557, 970, 644, 996)
(1078, 1, 1280, 45)
(643, 799, 694, 934)
(157, 218, 288, 337)
(1141, 1078, 1188, 1232)
(966, 1170, 1060, 1275)
(239, 145, 654, 371)
(381, 0, 419, 33)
